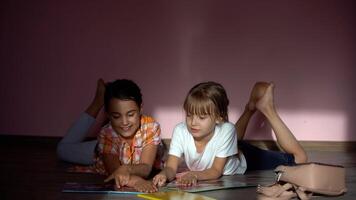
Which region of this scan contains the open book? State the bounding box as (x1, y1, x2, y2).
(62, 179, 256, 195)
(165, 179, 256, 193)
(62, 182, 142, 194)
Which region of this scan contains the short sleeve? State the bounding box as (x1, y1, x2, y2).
(168, 124, 184, 158)
(142, 122, 162, 147)
(215, 123, 238, 158)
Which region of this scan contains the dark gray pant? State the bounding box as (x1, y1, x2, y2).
(57, 113, 98, 165)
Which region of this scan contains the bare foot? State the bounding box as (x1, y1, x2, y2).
(247, 82, 270, 111)
(255, 82, 275, 115)
(85, 78, 106, 117)
(92, 78, 106, 107)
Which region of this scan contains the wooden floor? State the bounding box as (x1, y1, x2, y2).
(1, 136, 356, 200)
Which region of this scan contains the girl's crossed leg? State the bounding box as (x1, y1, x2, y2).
(57, 79, 106, 165)
(235, 82, 307, 171)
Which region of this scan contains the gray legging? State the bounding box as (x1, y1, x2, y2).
(57, 113, 98, 165)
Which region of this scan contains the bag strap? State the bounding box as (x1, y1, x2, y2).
(257, 183, 297, 200)
(274, 165, 287, 174)
(257, 183, 312, 200)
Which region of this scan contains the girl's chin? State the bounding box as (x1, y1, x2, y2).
(192, 134, 205, 140)
(192, 133, 213, 141)
(119, 132, 135, 138)
(114, 126, 139, 139)
(115, 129, 135, 139)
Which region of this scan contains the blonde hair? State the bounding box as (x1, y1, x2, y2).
(183, 81, 229, 122)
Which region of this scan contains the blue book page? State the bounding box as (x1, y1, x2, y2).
(62, 182, 143, 194)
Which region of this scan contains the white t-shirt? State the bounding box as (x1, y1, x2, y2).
(168, 122, 247, 175)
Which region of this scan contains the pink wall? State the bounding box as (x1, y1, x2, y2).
(1, 0, 355, 141)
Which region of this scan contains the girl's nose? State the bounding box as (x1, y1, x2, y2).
(121, 116, 129, 125)
(191, 116, 198, 125)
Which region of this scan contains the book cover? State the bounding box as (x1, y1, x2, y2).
(62, 182, 142, 194)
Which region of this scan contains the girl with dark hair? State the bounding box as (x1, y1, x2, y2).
(57, 79, 163, 192)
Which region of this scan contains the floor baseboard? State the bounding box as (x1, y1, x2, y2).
(244, 140, 356, 152)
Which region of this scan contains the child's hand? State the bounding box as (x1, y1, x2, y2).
(134, 179, 158, 193)
(152, 173, 167, 187)
(104, 166, 130, 188)
(176, 172, 198, 187)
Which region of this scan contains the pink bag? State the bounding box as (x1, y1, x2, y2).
(257, 162, 347, 200)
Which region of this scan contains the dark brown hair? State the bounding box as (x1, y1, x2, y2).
(104, 79, 142, 112)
